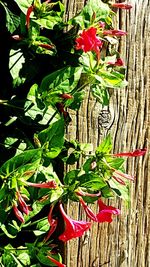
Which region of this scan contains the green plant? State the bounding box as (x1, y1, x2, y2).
(0, 0, 146, 266)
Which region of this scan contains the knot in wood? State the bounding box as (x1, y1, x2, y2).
(98, 109, 111, 129)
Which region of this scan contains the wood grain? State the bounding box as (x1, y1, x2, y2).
(63, 0, 150, 266)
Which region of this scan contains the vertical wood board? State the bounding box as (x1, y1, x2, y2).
(63, 1, 150, 266)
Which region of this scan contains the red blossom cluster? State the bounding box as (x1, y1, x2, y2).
(75, 27, 103, 60)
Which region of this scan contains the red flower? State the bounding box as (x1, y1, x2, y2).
(111, 2, 132, 10)
(27, 180, 57, 188)
(58, 203, 91, 242)
(47, 255, 66, 267)
(75, 27, 103, 57)
(44, 205, 58, 242)
(108, 58, 124, 66)
(17, 191, 29, 215)
(79, 197, 98, 222)
(96, 199, 120, 223)
(13, 204, 25, 223)
(113, 148, 147, 157)
(26, 5, 34, 29)
(103, 29, 127, 36)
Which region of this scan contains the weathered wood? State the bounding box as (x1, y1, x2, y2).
(63, 0, 150, 266)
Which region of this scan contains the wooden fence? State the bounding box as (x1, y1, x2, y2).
(63, 0, 150, 266)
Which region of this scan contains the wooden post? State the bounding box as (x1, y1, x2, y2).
(63, 0, 150, 266)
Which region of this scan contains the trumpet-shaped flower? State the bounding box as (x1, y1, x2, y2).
(58, 203, 91, 242)
(113, 148, 147, 157)
(17, 191, 29, 215)
(113, 169, 134, 181)
(26, 180, 57, 188)
(103, 29, 127, 36)
(96, 199, 120, 223)
(13, 204, 25, 223)
(79, 197, 98, 222)
(44, 205, 58, 242)
(111, 2, 132, 10)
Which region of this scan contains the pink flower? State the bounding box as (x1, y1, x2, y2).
(75, 27, 103, 58)
(13, 204, 25, 223)
(47, 255, 66, 267)
(16, 191, 29, 215)
(111, 2, 132, 10)
(79, 197, 98, 222)
(112, 175, 126, 185)
(113, 148, 147, 157)
(58, 203, 91, 242)
(103, 29, 127, 36)
(96, 199, 121, 223)
(113, 169, 134, 181)
(108, 58, 124, 66)
(44, 205, 58, 242)
(26, 180, 57, 188)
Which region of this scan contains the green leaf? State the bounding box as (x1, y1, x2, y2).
(101, 185, 114, 198)
(66, 91, 85, 110)
(24, 100, 57, 126)
(31, 35, 57, 56)
(78, 172, 107, 190)
(64, 170, 79, 185)
(106, 157, 125, 169)
(65, 151, 81, 165)
(33, 217, 49, 236)
(108, 179, 129, 202)
(9, 49, 25, 88)
(0, 3, 20, 33)
(17, 252, 31, 266)
(0, 207, 7, 224)
(24, 201, 46, 223)
(14, 0, 33, 14)
(2, 245, 16, 266)
(95, 70, 128, 88)
(96, 135, 112, 155)
(69, 0, 111, 28)
(34, 12, 63, 30)
(91, 84, 110, 105)
(82, 157, 95, 172)
(1, 224, 17, 239)
(38, 118, 64, 158)
(0, 149, 42, 179)
(48, 187, 64, 203)
(39, 66, 83, 95)
(37, 247, 62, 266)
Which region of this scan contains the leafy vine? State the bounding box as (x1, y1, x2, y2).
(0, 0, 146, 266)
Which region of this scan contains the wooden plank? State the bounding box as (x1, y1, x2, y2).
(63, 0, 150, 266)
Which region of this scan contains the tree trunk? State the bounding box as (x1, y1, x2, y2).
(63, 0, 150, 266)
